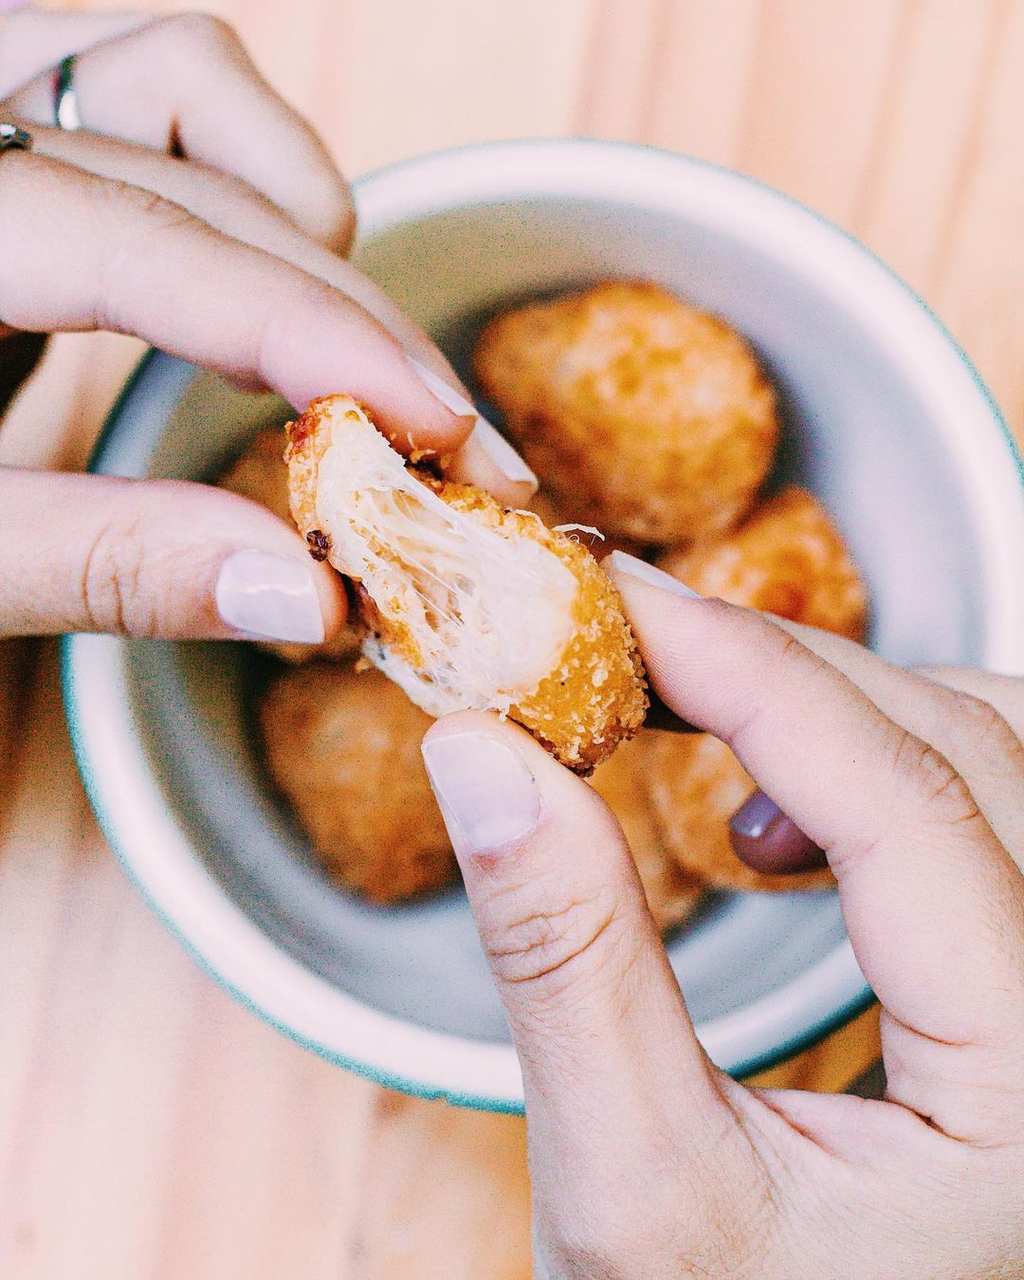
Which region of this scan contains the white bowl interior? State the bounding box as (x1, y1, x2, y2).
(65, 143, 1024, 1106)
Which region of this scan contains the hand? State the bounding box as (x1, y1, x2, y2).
(0, 9, 535, 644)
(421, 556, 1024, 1279)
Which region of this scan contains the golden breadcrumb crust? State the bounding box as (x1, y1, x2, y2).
(589, 735, 705, 929)
(217, 427, 359, 664)
(435, 480, 647, 773)
(473, 281, 778, 543)
(259, 663, 457, 903)
(658, 486, 868, 641)
(284, 396, 648, 774)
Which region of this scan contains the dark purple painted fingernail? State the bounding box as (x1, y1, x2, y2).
(729, 790, 828, 873)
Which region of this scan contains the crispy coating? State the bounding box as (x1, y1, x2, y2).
(646, 733, 834, 892)
(285, 395, 648, 774)
(217, 428, 359, 664)
(259, 663, 457, 903)
(590, 735, 704, 930)
(658, 486, 868, 641)
(473, 281, 778, 543)
(442, 483, 648, 773)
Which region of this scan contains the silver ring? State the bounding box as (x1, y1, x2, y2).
(0, 122, 32, 153)
(54, 54, 81, 131)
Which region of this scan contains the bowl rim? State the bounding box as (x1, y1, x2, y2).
(62, 138, 1024, 1111)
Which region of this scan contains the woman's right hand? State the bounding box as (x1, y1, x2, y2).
(0, 8, 536, 646)
(421, 558, 1024, 1278)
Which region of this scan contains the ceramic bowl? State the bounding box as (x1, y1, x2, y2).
(63, 140, 1024, 1110)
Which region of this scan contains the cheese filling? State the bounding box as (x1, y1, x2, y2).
(315, 409, 578, 718)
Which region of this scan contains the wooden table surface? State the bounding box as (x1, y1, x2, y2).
(1, 1, 1021, 1275)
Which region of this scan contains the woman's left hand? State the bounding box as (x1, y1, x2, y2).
(0, 9, 535, 645)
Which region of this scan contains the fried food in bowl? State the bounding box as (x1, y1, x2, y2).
(590, 736, 704, 930)
(647, 733, 834, 892)
(473, 281, 778, 543)
(259, 663, 457, 903)
(218, 427, 294, 524)
(658, 486, 868, 641)
(284, 394, 648, 774)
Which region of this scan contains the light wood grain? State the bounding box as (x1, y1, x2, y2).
(2, 2, 1021, 1275)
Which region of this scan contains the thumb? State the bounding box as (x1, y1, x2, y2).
(420, 712, 727, 1161)
(1, 468, 347, 641)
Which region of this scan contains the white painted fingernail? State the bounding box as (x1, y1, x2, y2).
(605, 550, 701, 599)
(469, 417, 538, 486)
(405, 356, 537, 486)
(215, 550, 325, 643)
(421, 732, 541, 857)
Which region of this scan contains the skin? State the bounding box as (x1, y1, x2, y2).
(422, 574, 1024, 1279)
(0, 9, 535, 642)
(5, 13, 1023, 1275)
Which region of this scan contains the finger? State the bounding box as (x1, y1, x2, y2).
(9, 129, 534, 504)
(0, 150, 467, 454)
(767, 620, 1024, 865)
(917, 666, 1024, 739)
(0, 9, 149, 97)
(7, 12, 354, 252)
(607, 553, 1024, 1057)
(404, 355, 538, 506)
(0, 469, 347, 641)
(420, 712, 734, 1179)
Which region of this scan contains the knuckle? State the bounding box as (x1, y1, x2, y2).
(307, 177, 357, 254)
(0, 153, 56, 324)
(106, 178, 194, 232)
(542, 1228, 632, 1279)
(96, 181, 202, 330)
(159, 11, 241, 55)
(544, 1192, 741, 1280)
(888, 727, 979, 826)
(483, 882, 626, 997)
(950, 690, 1022, 757)
(194, 161, 265, 212)
(80, 508, 154, 637)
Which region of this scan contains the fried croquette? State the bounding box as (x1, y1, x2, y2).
(658, 486, 868, 641)
(646, 733, 834, 892)
(259, 663, 457, 903)
(590, 735, 704, 930)
(218, 427, 294, 524)
(285, 394, 648, 774)
(473, 281, 778, 543)
(217, 429, 360, 664)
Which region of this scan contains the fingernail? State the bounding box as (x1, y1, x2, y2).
(421, 731, 541, 856)
(215, 550, 325, 643)
(469, 417, 538, 486)
(730, 788, 783, 840)
(605, 550, 700, 598)
(405, 356, 537, 486)
(729, 789, 828, 873)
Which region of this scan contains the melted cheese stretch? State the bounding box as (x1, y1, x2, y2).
(315, 410, 578, 718)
